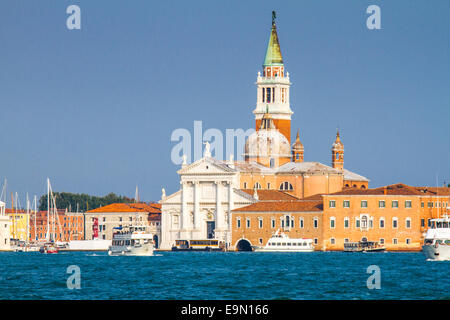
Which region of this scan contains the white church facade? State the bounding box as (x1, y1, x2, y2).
(159, 149, 258, 250)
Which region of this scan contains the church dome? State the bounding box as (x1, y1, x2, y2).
(244, 128, 292, 158)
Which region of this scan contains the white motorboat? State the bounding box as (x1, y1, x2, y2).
(422, 212, 450, 261)
(108, 225, 154, 256)
(253, 229, 314, 252)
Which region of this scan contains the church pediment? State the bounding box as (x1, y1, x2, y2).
(161, 190, 181, 204)
(177, 157, 237, 176)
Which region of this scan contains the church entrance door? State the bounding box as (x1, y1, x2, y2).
(206, 221, 215, 239)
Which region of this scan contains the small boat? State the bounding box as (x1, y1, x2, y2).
(39, 242, 58, 254)
(172, 239, 225, 251)
(422, 213, 450, 261)
(14, 243, 40, 252)
(108, 225, 154, 256)
(344, 240, 386, 252)
(252, 229, 314, 252)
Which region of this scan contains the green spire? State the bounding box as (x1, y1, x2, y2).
(263, 11, 283, 67)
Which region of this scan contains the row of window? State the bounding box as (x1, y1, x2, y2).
(329, 200, 412, 209)
(258, 238, 319, 245)
(423, 201, 448, 208)
(329, 216, 412, 229)
(92, 216, 143, 222)
(237, 215, 420, 230)
(263, 66, 284, 78)
(330, 238, 412, 245)
(267, 242, 310, 246)
(237, 216, 319, 229)
(243, 182, 294, 191)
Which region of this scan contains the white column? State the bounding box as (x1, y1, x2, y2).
(287, 86, 290, 104)
(215, 181, 223, 231)
(160, 206, 171, 250)
(194, 181, 200, 230)
(181, 181, 188, 231)
(257, 84, 262, 104)
(226, 182, 233, 247)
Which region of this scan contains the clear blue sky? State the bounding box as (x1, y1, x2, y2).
(0, 0, 449, 205)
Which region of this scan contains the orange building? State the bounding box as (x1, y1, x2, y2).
(231, 184, 450, 251)
(322, 184, 450, 251)
(29, 210, 85, 242)
(231, 190, 323, 250)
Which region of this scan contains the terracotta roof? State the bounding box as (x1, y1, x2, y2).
(232, 161, 273, 173)
(232, 200, 323, 213)
(276, 162, 341, 175)
(327, 183, 424, 196)
(148, 213, 161, 221)
(86, 202, 161, 213)
(5, 209, 27, 214)
(415, 187, 450, 196)
(302, 194, 324, 200)
(240, 189, 300, 201)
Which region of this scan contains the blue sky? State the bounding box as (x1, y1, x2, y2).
(0, 0, 449, 205)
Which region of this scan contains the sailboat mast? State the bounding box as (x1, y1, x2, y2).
(26, 193, 30, 242)
(46, 178, 50, 242)
(34, 195, 37, 242)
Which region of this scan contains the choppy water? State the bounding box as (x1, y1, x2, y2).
(0, 251, 448, 299)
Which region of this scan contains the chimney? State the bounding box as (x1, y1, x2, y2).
(383, 186, 387, 195)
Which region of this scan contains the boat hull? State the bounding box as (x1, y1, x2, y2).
(253, 246, 314, 252)
(108, 244, 154, 256)
(423, 244, 450, 261)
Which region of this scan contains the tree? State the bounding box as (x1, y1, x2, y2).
(39, 192, 134, 212)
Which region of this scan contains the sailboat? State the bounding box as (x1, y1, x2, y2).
(39, 178, 60, 254)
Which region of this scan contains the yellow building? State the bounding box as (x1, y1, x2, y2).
(8, 212, 30, 242)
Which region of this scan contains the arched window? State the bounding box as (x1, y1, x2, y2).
(279, 182, 294, 191)
(361, 185, 366, 189)
(336, 152, 339, 160)
(345, 184, 349, 187)
(361, 216, 368, 229)
(254, 182, 262, 189)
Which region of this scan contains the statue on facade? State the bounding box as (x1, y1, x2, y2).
(203, 141, 211, 157)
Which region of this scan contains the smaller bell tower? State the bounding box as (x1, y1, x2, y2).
(291, 129, 304, 162)
(331, 129, 344, 171)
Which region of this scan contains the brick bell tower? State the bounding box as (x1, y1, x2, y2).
(254, 11, 293, 144)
